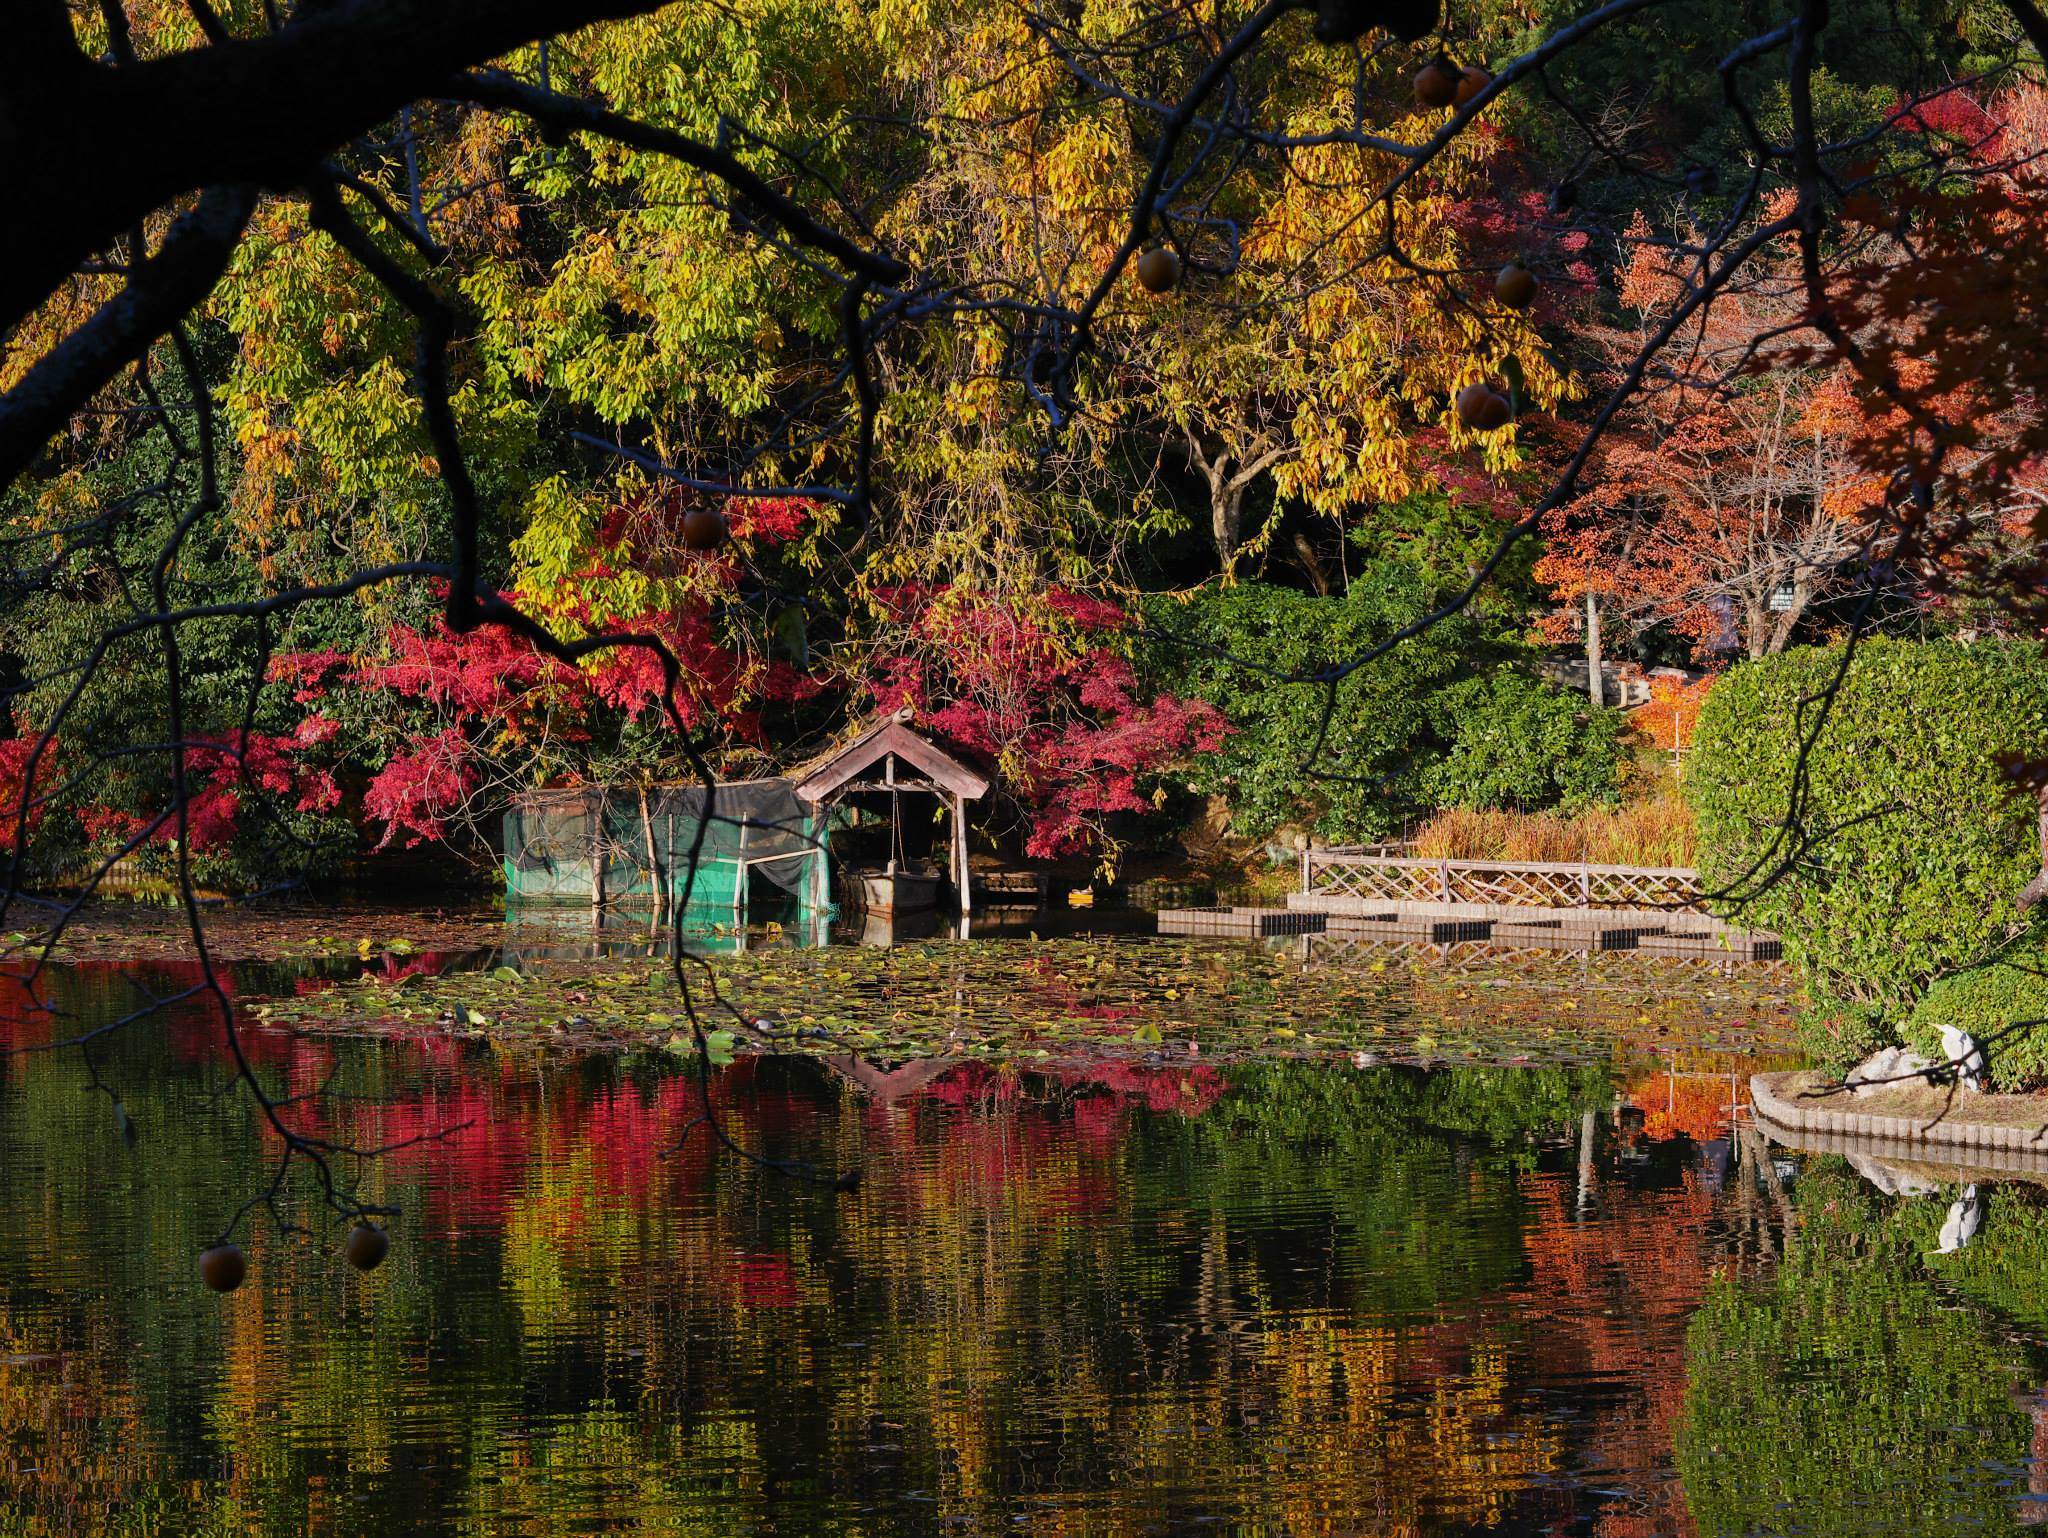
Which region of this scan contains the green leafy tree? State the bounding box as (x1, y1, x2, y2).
(1423, 671, 1627, 813)
(1144, 573, 1496, 842)
(1141, 566, 1618, 842)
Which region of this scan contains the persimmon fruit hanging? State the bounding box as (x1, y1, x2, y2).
(1414, 60, 1459, 108)
(344, 1223, 389, 1272)
(681, 507, 730, 552)
(1456, 383, 1512, 431)
(1495, 262, 1537, 309)
(1136, 247, 1183, 293)
(199, 1243, 247, 1293)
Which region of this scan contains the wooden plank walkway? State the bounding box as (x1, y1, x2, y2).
(1157, 902, 1781, 960)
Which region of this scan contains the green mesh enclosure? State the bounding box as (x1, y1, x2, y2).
(503, 780, 827, 914)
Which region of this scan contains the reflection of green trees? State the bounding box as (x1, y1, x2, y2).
(0, 980, 1639, 1536)
(1679, 1163, 2038, 1537)
(1928, 1190, 2048, 1338)
(1146, 1063, 1612, 1313)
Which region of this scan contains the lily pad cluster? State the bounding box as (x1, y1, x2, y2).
(247, 934, 1804, 1072)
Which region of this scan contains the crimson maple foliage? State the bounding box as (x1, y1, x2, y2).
(865, 587, 1229, 859)
(259, 495, 833, 851)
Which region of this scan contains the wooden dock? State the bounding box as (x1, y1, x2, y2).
(1157, 852, 1780, 961)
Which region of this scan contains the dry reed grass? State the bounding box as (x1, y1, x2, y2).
(1409, 795, 1697, 867)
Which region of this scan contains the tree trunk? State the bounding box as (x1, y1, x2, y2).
(1213, 482, 1245, 570)
(1292, 529, 1332, 596)
(1584, 592, 1603, 708)
(638, 784, 665, 920)
(2021, 784, 2048, 911)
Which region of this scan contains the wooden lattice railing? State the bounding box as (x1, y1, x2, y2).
(1300, 851, 1705, 912)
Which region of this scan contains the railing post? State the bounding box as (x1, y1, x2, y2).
(1439, 859, 1452, 904)
(1579, 860, 1591, 907)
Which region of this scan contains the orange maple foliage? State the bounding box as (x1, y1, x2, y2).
(1817, 83, 2048, 618)
(1630, 674, 1716, 756)
(1536, 207, 1873, 662)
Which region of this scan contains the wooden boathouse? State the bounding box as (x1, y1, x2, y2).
(501, 713, 990, 920)
(792, 712, 990, 917)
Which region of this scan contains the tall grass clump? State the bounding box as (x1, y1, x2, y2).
(1410, 795, 1697, 866)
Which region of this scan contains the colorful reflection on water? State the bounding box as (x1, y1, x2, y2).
(0, 955, 2043, 1535)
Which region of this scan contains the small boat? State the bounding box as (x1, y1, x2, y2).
(853, 862, 942, 913)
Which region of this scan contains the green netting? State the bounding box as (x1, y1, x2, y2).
(503, 780, 826, 914)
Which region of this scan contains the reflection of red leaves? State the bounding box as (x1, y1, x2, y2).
(734, 1252, 802, 1309)
(363, 951, 459, 984)
(915, 1058, 1225, 1122)
(0, 967, 57, 1048)
(1059, 1060, 1227, 1117)
(370, 1081, 534, 1234)
(1070, 1094, 1124, 1143)
(1627, 1072, 1740, 1144)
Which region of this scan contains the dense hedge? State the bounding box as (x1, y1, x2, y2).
(1144, 574, 1621, 843)
(1688, 637, 2048, 1012)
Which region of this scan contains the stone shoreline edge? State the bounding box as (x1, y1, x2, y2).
(1751, 1069, 2048, 1163)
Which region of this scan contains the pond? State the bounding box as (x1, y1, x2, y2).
(0, 938, 2044, 1535)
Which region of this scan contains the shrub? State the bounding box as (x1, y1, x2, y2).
(1142, 574, 1493, 843)
(1421, 672, 1628, 812)
(1687, 637, 2048, 1012)
(1792, 993, 1893, 1078)
(1904, 939, 2048, 1092)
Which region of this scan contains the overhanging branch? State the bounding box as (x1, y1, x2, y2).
(0, 185, 257, 489)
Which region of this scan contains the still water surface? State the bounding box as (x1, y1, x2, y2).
(1, 950, 2046, 1535)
